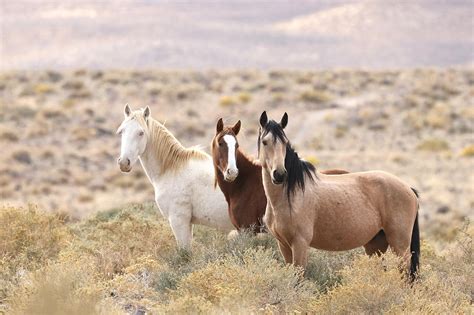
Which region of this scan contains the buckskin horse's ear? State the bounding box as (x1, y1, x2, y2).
(216, 118, 224, 134)
(232, 120, 241, 135)
(280, 112, 288, 129)
(143, 106, 150, 121)
(259, 111, 268, 128)
(124, 104, 131, 117)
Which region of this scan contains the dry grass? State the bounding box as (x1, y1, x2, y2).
(1, 205, 472, 314)
(417, 138, 450, 152)
(460, 144, 474, 157)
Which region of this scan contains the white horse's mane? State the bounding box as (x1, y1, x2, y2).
(131, 110, 208, 172)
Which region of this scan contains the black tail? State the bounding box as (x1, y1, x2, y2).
(409, 211, 420, 282)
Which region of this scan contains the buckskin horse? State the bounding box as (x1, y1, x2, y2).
(257, 111, 420, 280)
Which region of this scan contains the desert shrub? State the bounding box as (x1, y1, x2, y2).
(62, 80, 85, 90)
(425, 102, 451, 129)
(308, 253, 409, 314)
(309, 233, 472, 314)
(417, 138, 450, 152)
(237, 91, 251, 103)
(219, 95, 237, 107)
(460, 144, 474, 157)
(7, 260, 121, 315)
(0, 206, 71, 305)
(300, 89, 332, 103)
(33, 83, 56, 95)
(63, 205, 175, 279)
(158, 248, 317, 313)
(305, 249, 362, 293)
(0, 127, 19, 142)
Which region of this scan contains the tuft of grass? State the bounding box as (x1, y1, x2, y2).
(0, 127, 19, 142)
(237, 91, 251, 103)
(417, 138, 450, 152)
(460, 144, 474, 157)
(34, 83, 56, 95)
(300, 89, 332, 103)
(219, 95, 237, 107)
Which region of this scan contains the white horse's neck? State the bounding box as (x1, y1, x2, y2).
(139, 150, 161, 185)
(138, 118, 206, 186)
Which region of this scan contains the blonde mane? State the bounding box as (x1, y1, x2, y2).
(132, 111, 208, 173)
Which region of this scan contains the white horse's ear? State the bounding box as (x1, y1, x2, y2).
(259, 111, 268, 128)
(216, 118, 224, 134)
(124, 104, 131, 117)
(143, 106, 150, 120)
(280, 112, 288, 129)
(232, 120, 241, 135)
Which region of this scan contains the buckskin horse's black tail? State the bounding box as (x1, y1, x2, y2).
(410, 188, 420, 282)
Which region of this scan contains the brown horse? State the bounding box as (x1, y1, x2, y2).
(211, 118, 349, 233)
(257, 111, 420, 281)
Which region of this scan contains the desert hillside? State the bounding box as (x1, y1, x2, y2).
(1, 69, 473, 232)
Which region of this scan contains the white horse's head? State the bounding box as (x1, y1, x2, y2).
(116, 104, 150, 172)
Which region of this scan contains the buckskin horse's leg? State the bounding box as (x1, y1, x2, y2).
(291, 238, 310, 268)
(277, 240, 293, 264)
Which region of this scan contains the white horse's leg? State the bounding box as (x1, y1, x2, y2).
(169, 215, 193, 249)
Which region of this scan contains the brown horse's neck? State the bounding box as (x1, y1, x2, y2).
(216, 149, 260, 200)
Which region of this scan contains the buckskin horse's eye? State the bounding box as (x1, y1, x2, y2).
(262, 140, 268, 146)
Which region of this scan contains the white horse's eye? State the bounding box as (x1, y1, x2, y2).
(138, 131, 144, 136)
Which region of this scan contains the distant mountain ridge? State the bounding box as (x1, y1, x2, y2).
(1, 0, 473, 70)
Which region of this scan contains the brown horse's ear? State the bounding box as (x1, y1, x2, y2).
(143, 106, 150, 121)
(232, 120, 241, 135)
(216, 118, 224, 134)
(124, 104, 131, 117)
(280, 112, 288, 129)
(259, 111, 268, 128)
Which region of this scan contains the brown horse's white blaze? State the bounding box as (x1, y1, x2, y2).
(258, 111, 420, 281)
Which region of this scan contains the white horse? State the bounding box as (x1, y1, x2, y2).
(116, 105, 234, 248)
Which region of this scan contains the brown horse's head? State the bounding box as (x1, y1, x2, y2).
(258, 111, 289, 185)
(211, 118, 241, 182)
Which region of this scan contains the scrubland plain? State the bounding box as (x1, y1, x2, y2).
(0, 69, 473, 313)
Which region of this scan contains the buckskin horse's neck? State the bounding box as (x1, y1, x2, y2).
(262, 167, 290, 212)
(217, 149, 260, 199)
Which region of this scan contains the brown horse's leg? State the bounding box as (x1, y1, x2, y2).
(364, 230, 389, 256)
(277, 240, 293, 264)
(291, 238, 310, 268)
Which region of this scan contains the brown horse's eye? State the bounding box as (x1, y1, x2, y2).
(219, 142, 224, 147)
